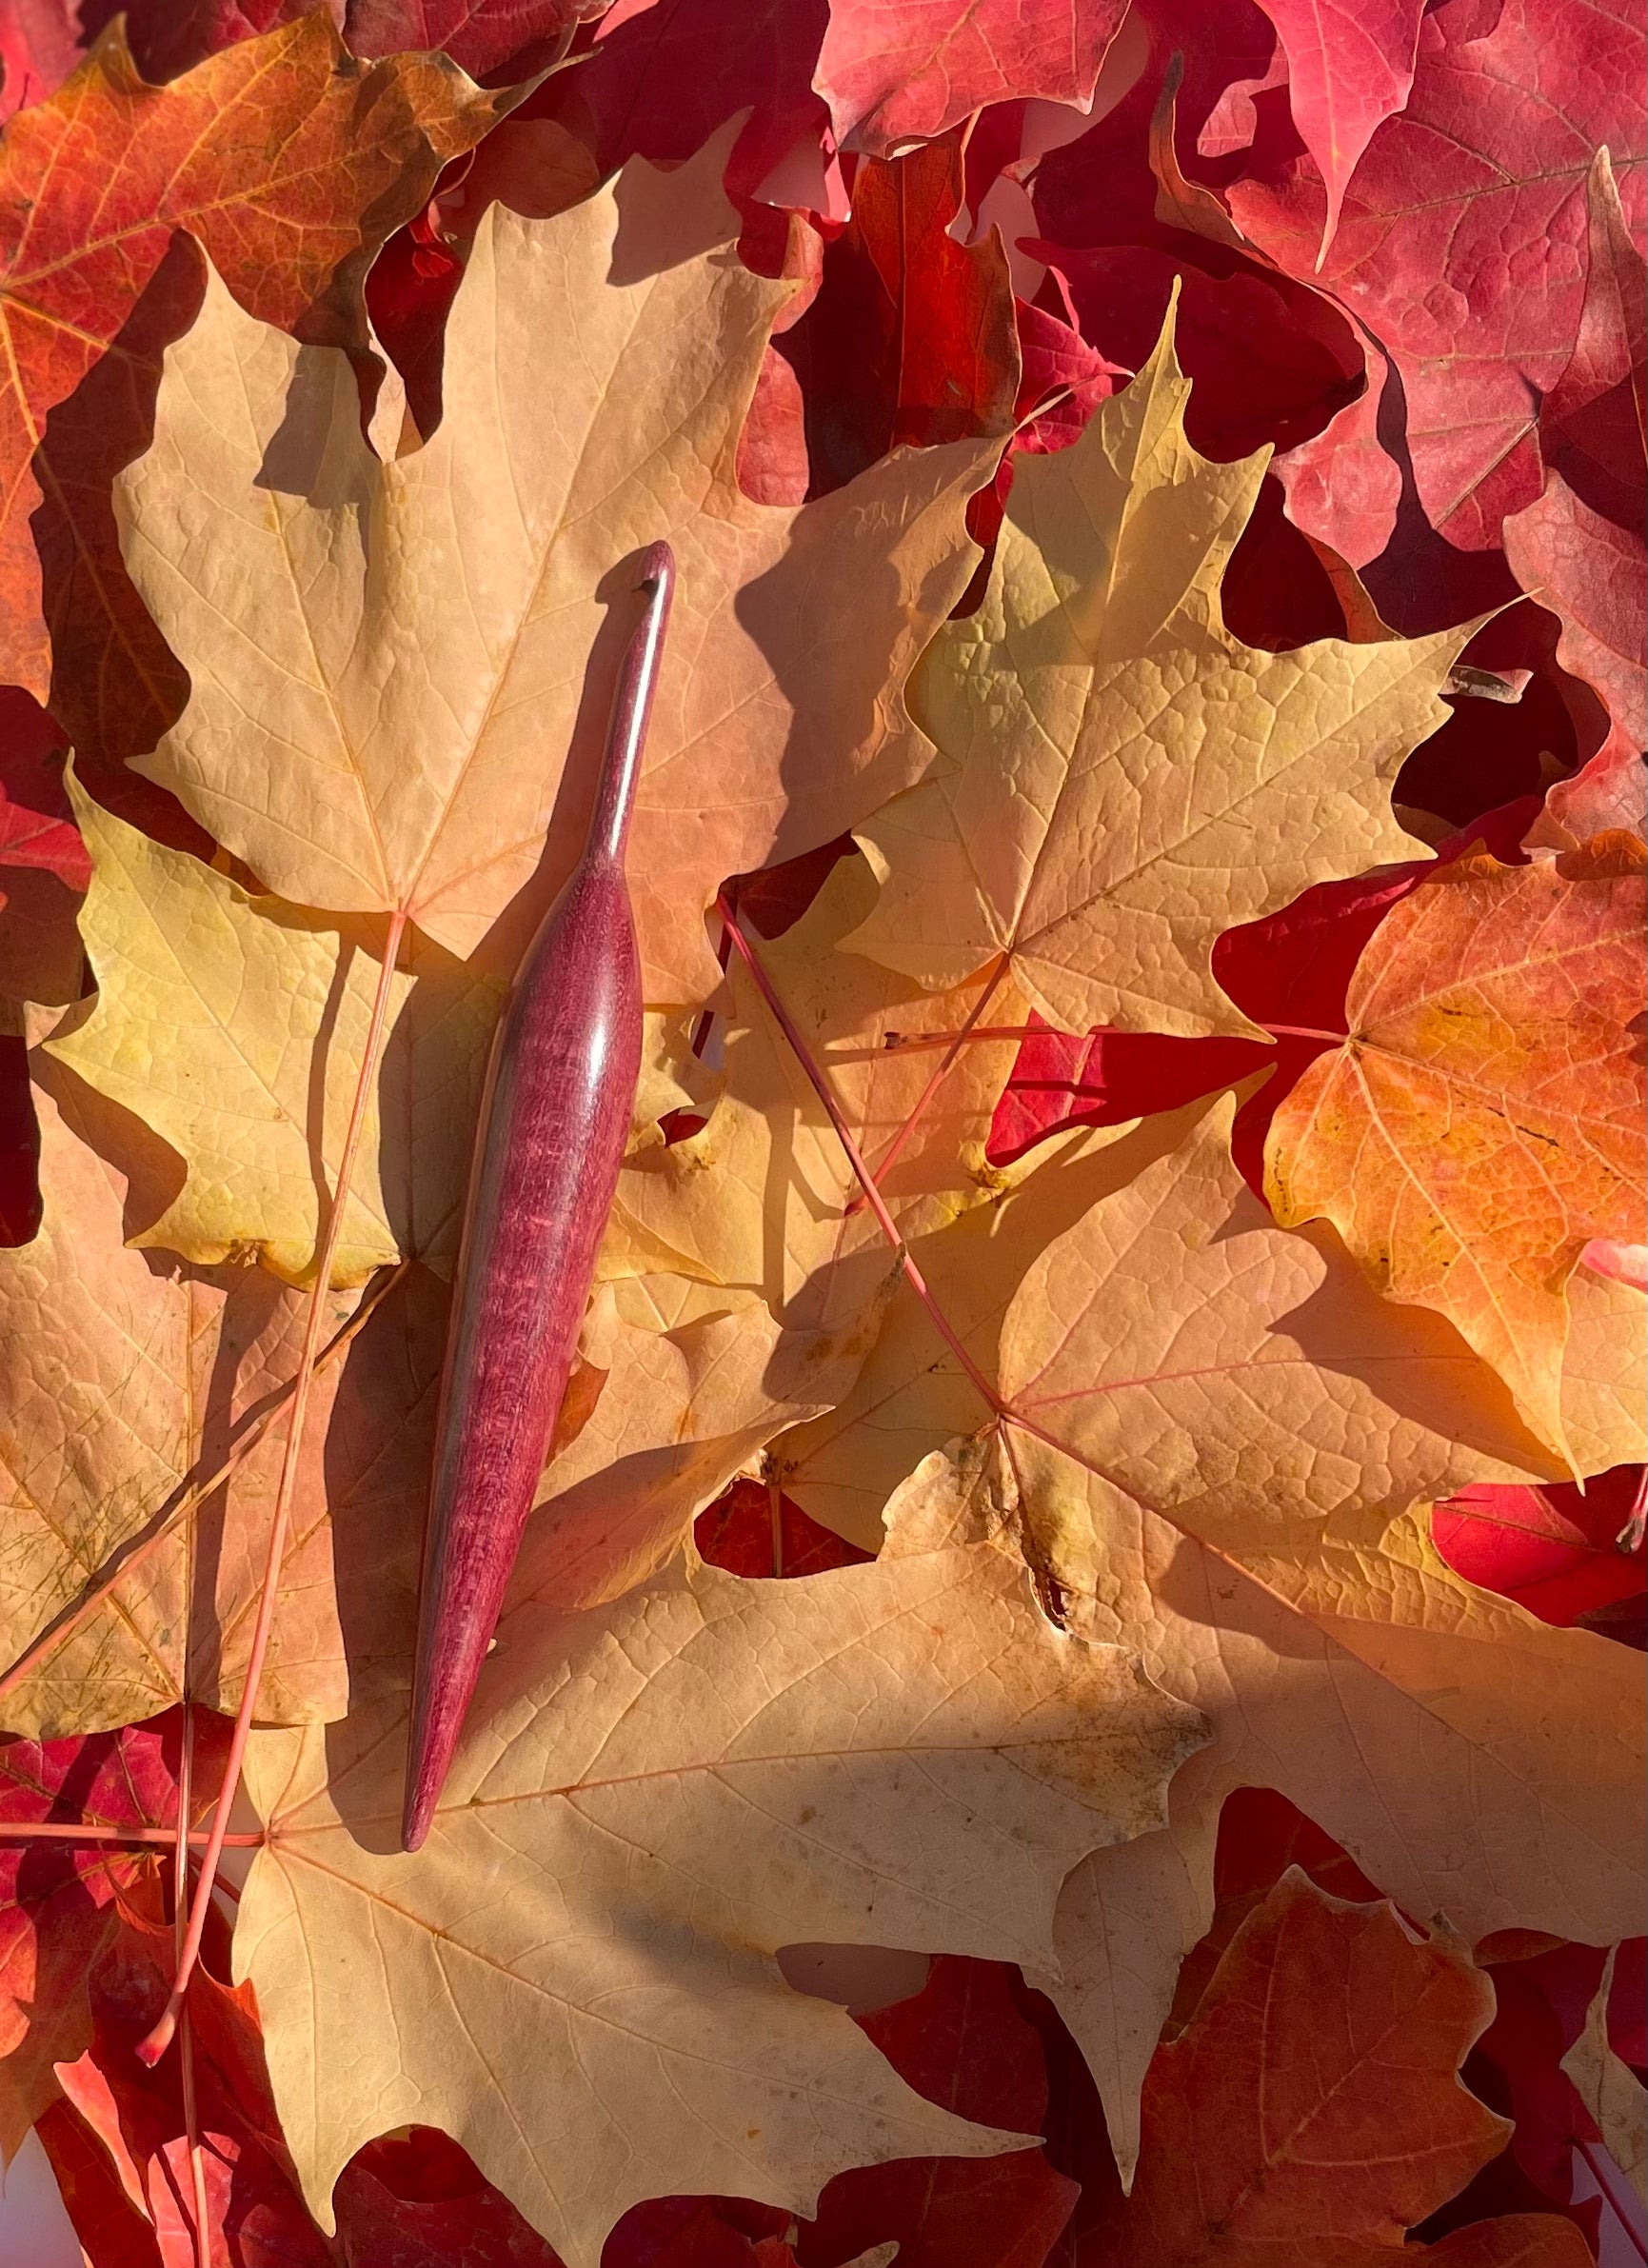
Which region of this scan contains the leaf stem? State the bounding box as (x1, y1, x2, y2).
(1260, 1023, 1347, 1046)
(139, 909, 409, 2065)
(0, 1262, 407, 1707)
(0, 1821, 265, 1845)
(173, 1706, 211, 2268)
(717, 897, 1005, 1418)
(881, 1021, 1042, 1050)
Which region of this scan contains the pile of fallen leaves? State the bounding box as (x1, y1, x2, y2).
(0, 2, 1643, 2263)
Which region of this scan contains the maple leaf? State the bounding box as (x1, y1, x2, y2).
(528, 0, 829, 223)
(1562, 1951, 1648, 2208)
(843, 312, 1464, 1041)
(1035, 241, 1365, 468)
(0, 0, 79, 120)
(804, 1955, 1080, 2268)
(1223, 0, 1646, 592)
(345, 0, 604, 78)
(0, 688, 87, 1005)
(813, 0, 1129, 157)
(1081, 1868, 1592, 2266)
(49, 1907, 331, 2266)
(772, 129, 1022, 496)
(0, 1073, 433, 1737)
(1252, 0, 1426, 264)
(333, 2123, 565, 2266)
(1538, 149, 1647, 538)
(1433, 1466, 1648, 1635)
(0, 1708, 226, 2154)
(75, 1, 324, 85)
(234, 1543, 1206, 2264)
(48, 778, 500, 1286)
(1503, 476, 1646, 765)
(0, 10, 508, 746)
(1264, 838, 1648, 1462)
(764, 1086, 1643, 2171)
(113, 132, 998, 1005)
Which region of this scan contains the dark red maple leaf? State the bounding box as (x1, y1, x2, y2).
(71, 0, 315, 84)
(1078, 1870, 1592, 2266)
(0, 1035, 39, 1246)
(772, 129, 1021, 498)
(46, 1907, 332, 2267)
(526, 0, 831, 214)
(0, 1709, 228, 2157)
(336, 2124, 566, 2264)
(1223, 0, 1646, 625)
(1433, 1467, 1647, 1638)
(797, 1957, 1078, 2268)
(0, 685, 88, 1009)
(1035, 241, 1362, 465)
(346, 0, 605, 79)
(695, 1476, 874, 1580)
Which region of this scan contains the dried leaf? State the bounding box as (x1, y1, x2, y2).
(48, 779, 500, 1286)
(237, 1544, 1206, 2264)
(1562, 1950, 1648, 2206)
(114, 134, 998, 1001)
(789, 1093, 1644, 2169)
(1081, 1868, 1589, 2266)
(0, 1075, 431, 1736)
(844, 313, 1461, 1040)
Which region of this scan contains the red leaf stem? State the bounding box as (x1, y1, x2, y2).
(141, 908, 411, 2063)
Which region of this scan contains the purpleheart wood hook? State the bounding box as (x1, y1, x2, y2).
(402, 543, 675, 1852)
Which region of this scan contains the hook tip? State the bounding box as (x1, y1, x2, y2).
(634, 539, 675, 599)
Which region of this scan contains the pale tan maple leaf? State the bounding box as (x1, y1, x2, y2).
(1265, 836, 1648, 1463)
(112, 130, 998, 1003)
(771, 1093, 1642, 1556)
(1563, 1951, 1647, 2205)
(843, 308, 1467, 1039)
(0, 1074, 436, 1739)
(236, 1543, 1207, 2266)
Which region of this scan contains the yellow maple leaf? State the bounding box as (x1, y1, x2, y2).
(1265, 834, 1648, 1462)
(844, 306, 1468, 1039)
(47, 779, 498, 1286)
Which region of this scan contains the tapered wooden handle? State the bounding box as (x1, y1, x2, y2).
(402, 547, 675, 1852)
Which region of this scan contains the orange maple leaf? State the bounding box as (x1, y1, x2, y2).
(1265, 834, 1648, 1464)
